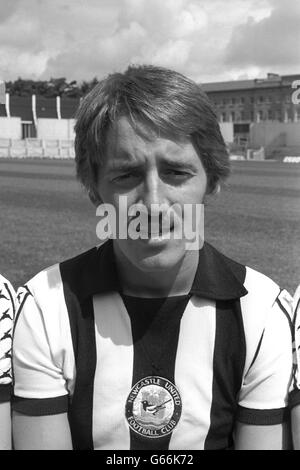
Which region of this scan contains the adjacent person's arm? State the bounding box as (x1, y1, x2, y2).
(234, 422, 290, 450)
(291, 404, 300, 449)
(13, 412, 72, 450)
(0, 402, 12, 450)
(290, 285, 300, 448)
(234, 289, 293, 450)
(12, 282, 75, 450)
(0, 276, 16, 450)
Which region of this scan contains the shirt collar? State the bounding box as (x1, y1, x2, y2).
(69, 239, 247, 302)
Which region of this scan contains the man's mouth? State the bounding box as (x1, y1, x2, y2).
(138, 221, 175, 238)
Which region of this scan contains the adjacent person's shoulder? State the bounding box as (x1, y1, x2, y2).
(294, 284, 300, 316)
(0, 273, 15, 298)
(0, 272, 16, 318)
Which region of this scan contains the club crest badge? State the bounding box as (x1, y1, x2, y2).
(125, 376, 182, 438)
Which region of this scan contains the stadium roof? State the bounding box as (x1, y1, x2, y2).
(61, 97, 80, 119)
(201, 73, 300, 93)
(10, 96, 33, 121)
(3, 95, 81, 120)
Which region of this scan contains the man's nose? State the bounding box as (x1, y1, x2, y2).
(141, 171, 165, 209)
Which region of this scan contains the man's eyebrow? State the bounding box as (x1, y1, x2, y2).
(161, 159, 198, 171)
(106, 161, 143, 173)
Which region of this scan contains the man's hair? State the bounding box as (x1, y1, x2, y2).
(74, 64, 230, 203)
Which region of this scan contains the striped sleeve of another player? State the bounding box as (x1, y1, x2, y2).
(289, 285, 300, 409)
(0, 275, 16, 402)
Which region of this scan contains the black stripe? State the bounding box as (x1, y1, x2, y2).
(12, 395, 68, 415)
(236, 405, 289, 425)
(276, 294, 293, 336)
(0, 384, 12, 403)
(123, 295, 189, 451)
(60, 262, 97, 450)
(204, 299, 246, 450)
(248, 330, 265, 371)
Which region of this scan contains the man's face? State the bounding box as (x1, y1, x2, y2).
(96, 116, 208, 273)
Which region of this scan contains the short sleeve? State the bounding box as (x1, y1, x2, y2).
(237, 289, 294, 425)
(0, 275, 16, 403)
(12, 280, 75, 416)
(288, 285, 300, 409)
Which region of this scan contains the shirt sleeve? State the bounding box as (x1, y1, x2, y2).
(288, 285, 300, 409)
(0, 276, 16, 403)
(12, 281, 75, 416)
(236, 288, 294, 425)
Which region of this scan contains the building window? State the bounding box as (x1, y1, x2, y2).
(267, 110, 273, 120)
(250, 111, 254, 121)
(250, 96, 254, 104)
(259, 96, 264, 103)
(21, 121, 36, 139)
(258, 110, 264, 121)
(230, 111, 235, 122)
(240, 97, 245, 104)
(241, 111, 245, 121)
(222, 98, 227, 105)
(231, 97, 236, 105)
(222, 112, 227, 122)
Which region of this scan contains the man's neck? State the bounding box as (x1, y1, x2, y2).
(113, 246, 199, 298)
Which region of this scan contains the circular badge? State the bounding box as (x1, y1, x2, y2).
(125, 376, 182, 439)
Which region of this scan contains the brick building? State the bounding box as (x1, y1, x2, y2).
(202, 73, 300, 145)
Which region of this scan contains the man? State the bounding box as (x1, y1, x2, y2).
(12, 65, 293, 450)
(0, 274, 15, 450)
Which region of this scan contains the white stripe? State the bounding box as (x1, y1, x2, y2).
(169, 296, 216, 450)
(93, 293, 133, 450)
(240, 266, 280, 375)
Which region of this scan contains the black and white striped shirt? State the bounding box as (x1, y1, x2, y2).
(13, 241, 294, 449)
(0, 274, 15, 403)
(289, 285, 300, 409)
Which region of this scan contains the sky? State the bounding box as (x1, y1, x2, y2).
(0, 0, 299, 84)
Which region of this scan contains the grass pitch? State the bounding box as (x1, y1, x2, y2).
(0, 158, 299, 294)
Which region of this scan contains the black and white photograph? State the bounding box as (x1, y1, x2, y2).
(0, 0, 299, 452)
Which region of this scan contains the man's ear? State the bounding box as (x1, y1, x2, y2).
(211, 183, 220, 195)
(206, 180, 220, 196)
(89, 188, 103, 206)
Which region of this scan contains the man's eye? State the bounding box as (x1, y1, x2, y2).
(112, 173, 139, 183)
(164, 170, 190, 177)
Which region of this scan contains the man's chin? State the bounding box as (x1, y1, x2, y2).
(117, 239, 186, 273)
